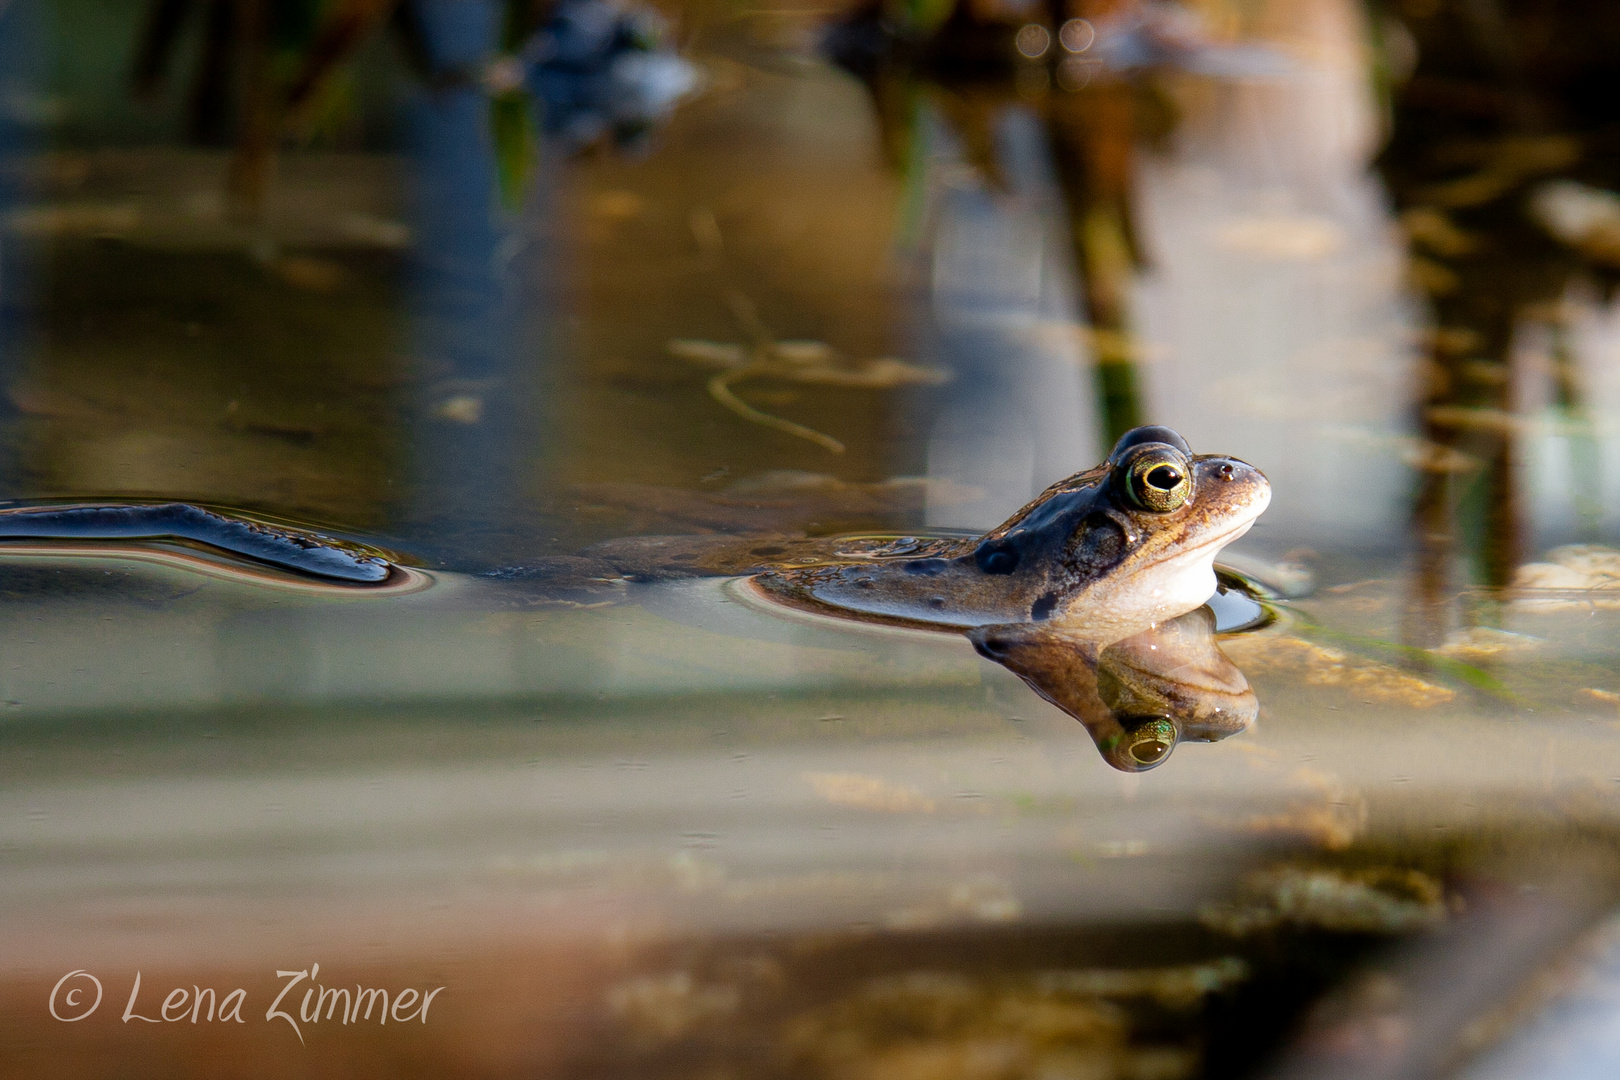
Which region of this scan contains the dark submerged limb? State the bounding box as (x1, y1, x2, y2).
(0, 504, 393, 584)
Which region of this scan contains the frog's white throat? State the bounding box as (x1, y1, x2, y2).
(1063, 510, 1264, 646)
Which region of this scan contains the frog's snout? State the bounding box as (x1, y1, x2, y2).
(1203, 454, 1264, 483)
(1199, 456, 1271, 513)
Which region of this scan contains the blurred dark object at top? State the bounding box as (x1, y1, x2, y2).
(483, 0, 697, 150)
(821, 0, 1291, 448)
(822, 0, 1290, 84)
(130, 0, 430, 215)
(1382, 0, 1620, 133)
(128, 0, 696, 217)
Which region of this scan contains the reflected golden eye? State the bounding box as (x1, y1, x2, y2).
(1123, 718, 1178, 768)
(1121, 447, 1192, 512)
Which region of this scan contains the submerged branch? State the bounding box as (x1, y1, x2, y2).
(707, 369, 846, 454)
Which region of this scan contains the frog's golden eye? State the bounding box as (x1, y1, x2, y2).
(1120, 717, 1178, 769)
(1120, 446, 1192, 512)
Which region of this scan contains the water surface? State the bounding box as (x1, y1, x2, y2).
(6, 0, 1620, 1076)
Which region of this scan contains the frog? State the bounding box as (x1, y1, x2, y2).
(747, 425, 1271, 645)
(727, 424, 1270, 770)
(0, 426, 1270, 770)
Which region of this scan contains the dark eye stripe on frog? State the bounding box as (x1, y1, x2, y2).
(975, 538, 1020, 575)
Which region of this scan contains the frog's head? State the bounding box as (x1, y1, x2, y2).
(966, 425, 1270, 642)
(753, 425, 1268, 644)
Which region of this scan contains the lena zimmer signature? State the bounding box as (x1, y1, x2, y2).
(50, 965, 444, 1043)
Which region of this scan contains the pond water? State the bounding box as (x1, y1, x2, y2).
(4, 0, 1620, 1077)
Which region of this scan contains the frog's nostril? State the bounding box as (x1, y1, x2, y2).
(1217, 463, 1235, 481)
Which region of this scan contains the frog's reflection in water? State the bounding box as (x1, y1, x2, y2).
(970, 605, 1257, 772)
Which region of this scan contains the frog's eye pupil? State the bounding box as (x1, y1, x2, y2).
(1146, 465, 1182, 490)
(1130, 738, 1170, 764)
